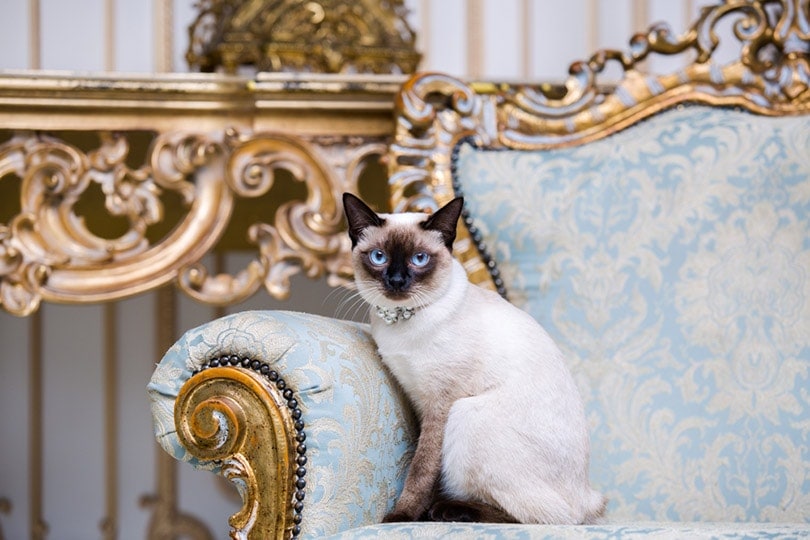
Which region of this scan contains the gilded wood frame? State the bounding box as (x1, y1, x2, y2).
(176, 367, 298, 539)
(388, 0, 810, 292)
(0, 73, 404, 316)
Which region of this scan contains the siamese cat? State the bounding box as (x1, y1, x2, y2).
(343, 193, 606, 524)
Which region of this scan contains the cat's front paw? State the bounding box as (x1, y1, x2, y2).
(382, 510, 416, 523)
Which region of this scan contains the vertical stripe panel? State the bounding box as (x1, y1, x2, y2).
(29, 0, 41, 69)
(632, 0, 649, 32)
(29, 311, 46, 539)
(150, 288, 178, 535)
(466, 0, 484, 78)
(685, 0, 696, 21)
(101, 303, 118, 540)
(153, 0, 172, 72)
(632, 0, 649, 71)
(520, 0, 531, 79)
(104, 0, 115, 70)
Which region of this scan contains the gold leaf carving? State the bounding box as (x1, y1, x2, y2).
(1, 125, 386, 314)
(498, 0, 810, 144)
(0, 131, 230, 315)
(0, 73, 402, 315)
(177, 132, 384, 305)
(175, 367, 296, 540)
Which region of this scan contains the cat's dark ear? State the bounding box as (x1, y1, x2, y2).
(422, 197, 464, 251)
(343, 193, 385, 248)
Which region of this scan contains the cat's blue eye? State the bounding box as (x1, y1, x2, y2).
(411, 252, 430, 267)
(369, 249, 388, 265)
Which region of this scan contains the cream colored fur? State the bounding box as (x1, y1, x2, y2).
(352, 208, 606, 524)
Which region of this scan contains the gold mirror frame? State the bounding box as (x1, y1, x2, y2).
(388, 0, 810, 291)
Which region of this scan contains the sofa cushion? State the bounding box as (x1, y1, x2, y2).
(454, 106, 810, 521)
(323, 521, 810, 539)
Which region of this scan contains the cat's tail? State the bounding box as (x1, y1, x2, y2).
(582, 489, 608, 524)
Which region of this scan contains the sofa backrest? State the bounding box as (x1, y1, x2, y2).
(453, 105, 810, 522)
(388, 0, 810, 523)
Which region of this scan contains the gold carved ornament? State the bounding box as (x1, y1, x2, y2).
(0, 129, 383, 316)
(175, 367, 298, 540)
(0, 131, 225, 316)
(178, 130, 375, 305)
(186, 0, 421, 74)
(387, 0, 810, 293)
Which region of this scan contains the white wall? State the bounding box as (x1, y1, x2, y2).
(0, 1, 717, 77)
(0, 1, 717, 538)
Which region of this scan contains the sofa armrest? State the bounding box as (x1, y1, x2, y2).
(147, 310, 417, 539)
(176, 365, 299, 537)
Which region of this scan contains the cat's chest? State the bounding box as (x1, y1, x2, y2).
(371, 321, 474, 397)
(373, 326, 450, 370)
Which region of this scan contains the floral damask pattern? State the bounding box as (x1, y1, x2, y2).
(455, 106, 810, 522)
(148, 310, 417, 538)
(324, 521, 810, 539)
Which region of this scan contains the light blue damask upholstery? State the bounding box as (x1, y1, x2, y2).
(322, 521, 810, 539)
(147, 310, 417, 538)
(147, 305, 810, 539)
(454, 105, 810, 523)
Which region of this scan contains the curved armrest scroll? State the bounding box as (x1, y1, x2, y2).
(175, 366, 298, 540)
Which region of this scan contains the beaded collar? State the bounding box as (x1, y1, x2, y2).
(374, 305, 416, 325)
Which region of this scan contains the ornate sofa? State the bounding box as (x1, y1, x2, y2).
(148, 1, 810, 538)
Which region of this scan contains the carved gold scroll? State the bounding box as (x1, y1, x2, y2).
(387, 0, 810, 292)
(0, 72, 404, 316)
(175, 367, 297, 540)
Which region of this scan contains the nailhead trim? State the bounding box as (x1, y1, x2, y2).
(450, 137, 509, 299)
(193, 355, 306, 538)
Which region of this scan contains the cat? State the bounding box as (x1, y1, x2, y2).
(343, 192, 606, 524)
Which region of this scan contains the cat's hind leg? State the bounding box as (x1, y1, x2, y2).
(486, 481, 582, 525)
(441, 394, 585, 525)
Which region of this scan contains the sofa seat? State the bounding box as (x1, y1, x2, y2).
(149, 308, 810, 538)
(324, 522, 810, 539)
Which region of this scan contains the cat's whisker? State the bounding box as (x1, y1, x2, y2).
(408, 288, 431, 311)
(342, 294, 370, 322)
(335, 290, 368, 321)
(338, 280, 388, 322)
(323, 284, 353, 306)
(324, 287, 349, 307)
(326, 288, 356, 320)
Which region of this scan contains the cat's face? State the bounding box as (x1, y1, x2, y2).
(343, 193, 463, 309)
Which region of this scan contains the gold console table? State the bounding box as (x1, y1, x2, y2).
(0, 71, 404, 316)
